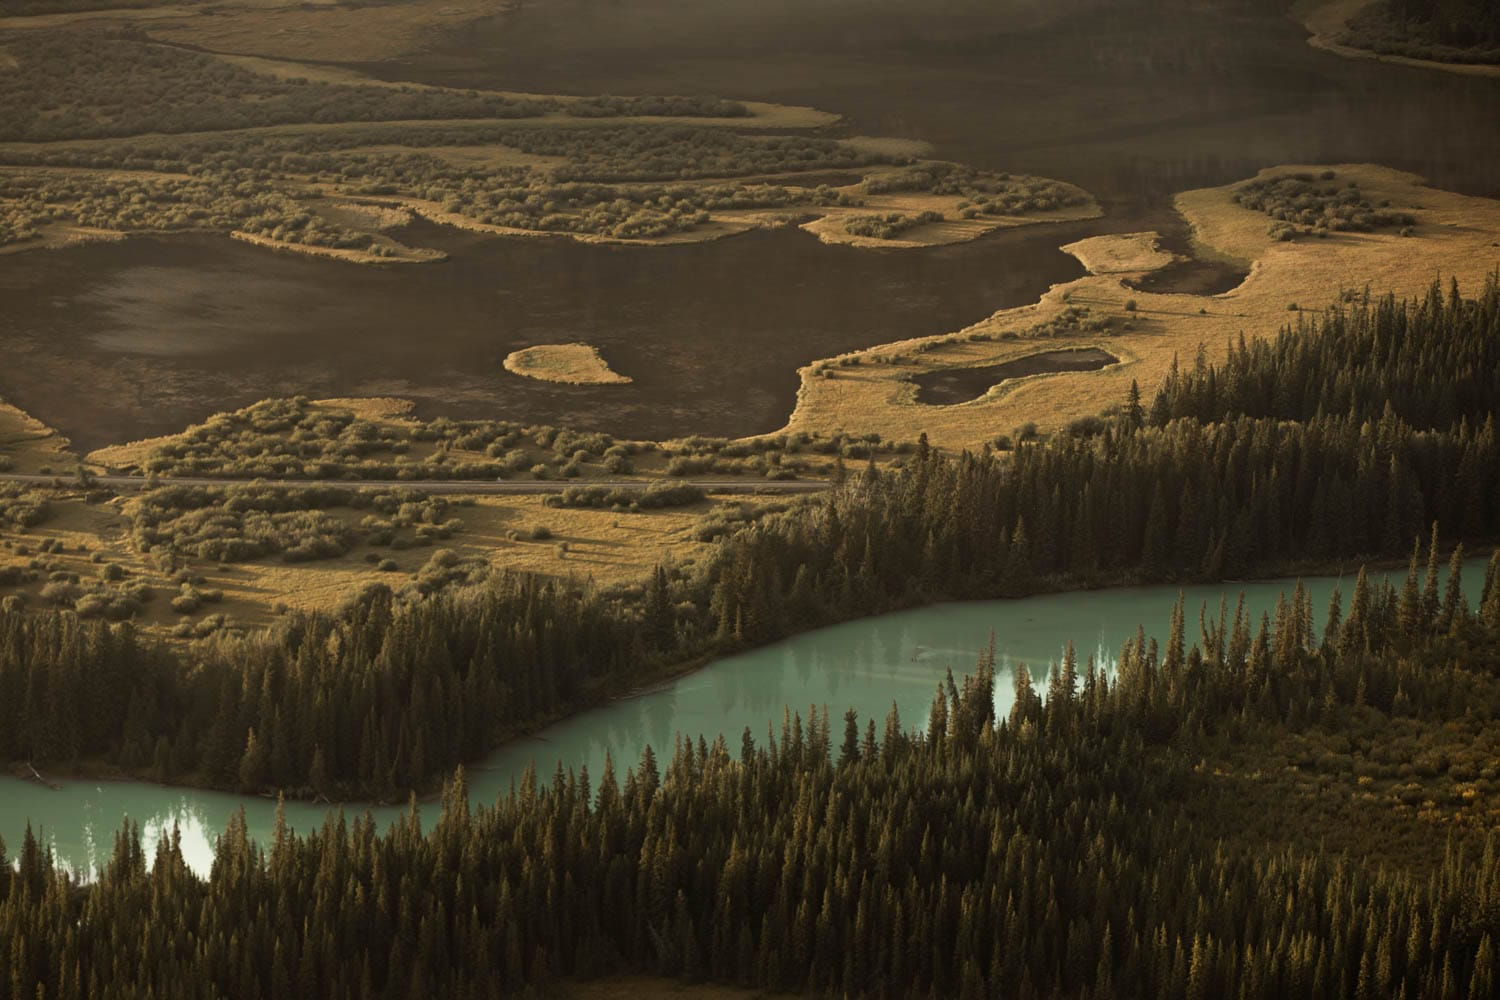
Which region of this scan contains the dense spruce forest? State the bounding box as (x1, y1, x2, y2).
(1, 278, 1498, 997)
(1, 280, 1498, 799)
(2, 552, 1498, 998)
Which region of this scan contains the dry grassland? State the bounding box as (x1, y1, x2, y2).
(311, 396, 416, 420)
(229, 229, 445, 264)
(504, 343, 633, 385)
(0, 222, 128, 256)
(0, 486, 728, 637)
(1061, 231, 1177, 274)
(780, 164, 1500, 450)
(838, 135, 936, 159)
(0, 398, 78, 473)
(800, 179, 1100, 250)
(161, 494, 717, 629)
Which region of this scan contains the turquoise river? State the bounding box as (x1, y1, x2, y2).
(0, 559, 1487, 875)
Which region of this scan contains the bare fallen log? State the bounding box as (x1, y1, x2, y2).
(24, 762, 61, 791)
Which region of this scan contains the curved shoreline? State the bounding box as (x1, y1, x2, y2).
(503, 342, 633, 385)
(778, 163, 1500, 450)
(6, 543, 1492, 813)
(1294, 0, 1500, 78)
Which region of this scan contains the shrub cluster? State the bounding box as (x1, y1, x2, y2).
(841, 210, 944, 239)
(37, 571, 153, 621)
(124, 484, 459, 563)
(1234, 171, 1415, 237)
(544, 483, 707, 511)
(0, 32, 749, 144)
(0, 484, 51, 529)
(865, 163, 1088, 215)
(0, 170, 382, 251)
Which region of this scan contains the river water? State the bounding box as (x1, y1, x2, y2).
(1, 559, 1486, 875)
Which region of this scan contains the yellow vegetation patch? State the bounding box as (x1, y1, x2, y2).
(444, 495, 714, 584)
(838, 135, 935, 159)
(311, 397, 416, 421)
(0, 488, 734, 637)
(348, 194, 762, 250)
(504, 343, 633, 386)
(87, 434, 178, 473)
(801, 183, 1100, 250)
(0, 223, 126, 256)
(0, 398, 78, 473)
(228, 230, 445, 265)
(86, 397, 420, 470)
(781, 164, 1500, 450)
(308, 198, 413, 232)
(731, 101, 840, 130)
(1062, 232, 1176, 275)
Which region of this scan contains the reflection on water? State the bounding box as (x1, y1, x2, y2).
(3, 560, 1486, 876)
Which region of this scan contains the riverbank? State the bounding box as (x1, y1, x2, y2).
(9, 538, 1490, 810)
(1294, 0, 1500, 78)
(4, 550, 1492, 879)
(503, 343, 634, 385)
(780, 164, 1500, 450)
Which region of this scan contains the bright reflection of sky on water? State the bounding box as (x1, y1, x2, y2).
(3, 559, 1486, 877)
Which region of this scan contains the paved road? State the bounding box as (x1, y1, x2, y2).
(0, 472, 833, 497)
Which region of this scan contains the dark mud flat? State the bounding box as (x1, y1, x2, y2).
(388, 0, 1500, 206)
(7, 0, 1500, 451)
(912, 348, 1119, 405)
(1125, 256, 1247, 296)
(1125, 230, 1249, 296)
(0, 221, 1092, 452)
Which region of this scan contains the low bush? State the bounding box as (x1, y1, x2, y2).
(842, 210, 944, 240)
(1234, 173, 1415, 234)
(0, 483, 51, 528)
(545, 483, 707, 511)
(125, 483, 458, 563)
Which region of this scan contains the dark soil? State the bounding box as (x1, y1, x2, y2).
(0, 221, 1094, 452)
(911, 348, 1120, 405)
(1124, 229, 1249, 296)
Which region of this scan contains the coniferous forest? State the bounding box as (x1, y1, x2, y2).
(2, 280, 1497, 799)
(1, 279, 1499, 997)
(2, 547, 1498, 998)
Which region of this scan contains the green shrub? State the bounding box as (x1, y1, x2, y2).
(1234, 174, 1415, 234)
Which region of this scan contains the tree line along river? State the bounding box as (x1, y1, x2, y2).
(2, 559, 1486, 876)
